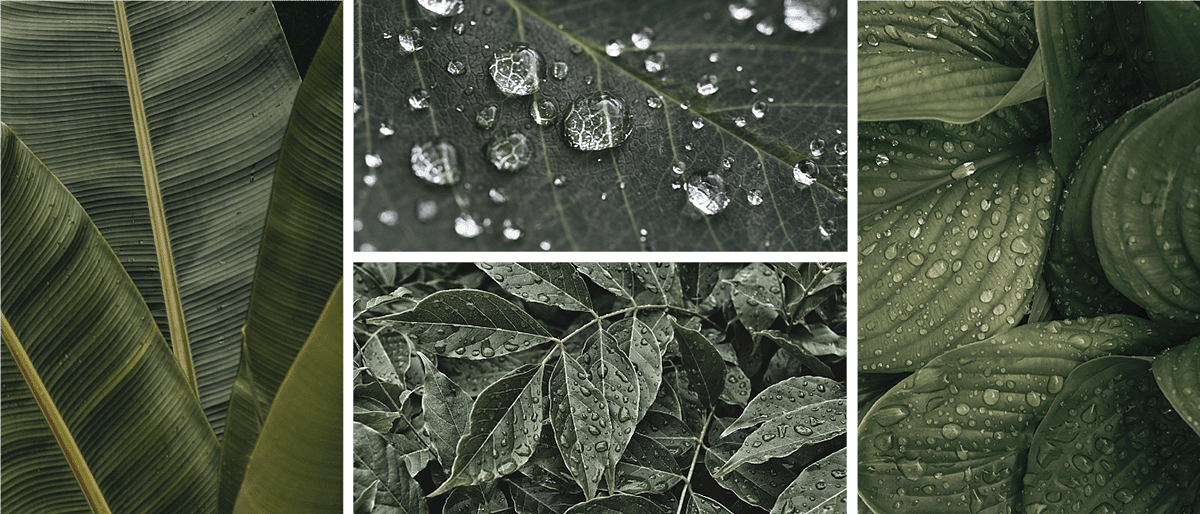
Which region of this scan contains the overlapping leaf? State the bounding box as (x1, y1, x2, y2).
(479, 263, 594, 312)
(770, 448, 847, 514)
(418, 353, 473, 470)
(353, 422, 428, 514)
(672, 321, 725, 407)
(1154, 337, 1200, 438)
(372, 290, 556, 359)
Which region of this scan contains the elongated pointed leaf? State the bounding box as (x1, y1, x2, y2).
(1, 123, 220, 513)
(419, 353, 473, 471)
(722, 377, 845, 438)
(771, 449, 847, 514)
(507, 475, 582, 514)
(610, 433, 683, 495)
(672, 321, 725, 407)
(562, 494, 666, 514)
(1, 1, 302, 435)
(634, 411, 695, 458)
(477, 263, 594, 312)
(1024, 356, 1200, 514)
(353, 422, 429, 514)
(730, 262, 787, 332)
(575, 263, 638, 301)
(609, 317, 663, 423)
(713, 398, 845, 477)
(858, 316, 1171, 514)
(632, 263, 684, 306)
(705, 443, 793, 511)
(1154, 337, 1200, 438)
(688, 492, 734, 514)
(233, 281, 343, 514)
(432, 363, 545, 496)
(220, 8, 344, 511)
(372, 290, 555, 359)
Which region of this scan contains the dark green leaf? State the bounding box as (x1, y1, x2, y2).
(432, 363, 545, 495)
(361, 336, 403, 385)
(712, 396, 845, 477)
(718, 363, 752, 407)
(1025, 356, 1200, 514)
(632, 263, 684, 307)
(354, 395, 403, 432)
(443, 482, 510, 514)
(550, 352, 612, 499)
(721, 376, 845, 438)
(1153, 337, 1200, 438)
(575, 263, 638, 301)
(441, 346, 548, 397)
(770, 448, 847, 514)
(635, 411, 695, 458)
(507, 474, 583, 514)
(608, 317, 663, 423)
(561, 494, 666, 514)
(858, 2, 1037, 68)
(705, 443, 793, 511)
(672, 320, 726, 407)
(609, 433, 683, 495)
(477, 263, 594, 312)
(730, 262, 786, 332)
(354, 0, 848, 251)
(758, 330, 836, 379)
(353, 422, 429, 514)
(419, 353, 474, 471)
(859, 51, 1036, 124)
(372, 289, 555, 359)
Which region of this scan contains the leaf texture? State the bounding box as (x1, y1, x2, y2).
(721, 376, 845, 437)
(770, 448, 847, 514)
(478, 263, 595, 312)
(1153, 337, 1200, 438)
(419, 353, 474, 471)
(353, 422, 429, 514)
(373, 289, 556, 359)
(672, 321, 726, 407)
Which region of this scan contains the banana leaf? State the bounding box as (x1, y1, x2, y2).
(0, 1, 302, 437)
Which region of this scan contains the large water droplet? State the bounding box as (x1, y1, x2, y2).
(729, 1, 755, 21)
(417, 0, 463, 17)
(784, 0, 833, 33)
(684, 172, 731, 215)
(411, 140, 461, 185)
(631, 26, 655, 49)
(793, 160, 818, 185)
(454, 213, 483, 238)
(398, 27, 423, 53)
(563, 91, 634, 151)
(697, 74, 720, 96)
(490, 43, 544, 96)
(487, 129, 532, 172)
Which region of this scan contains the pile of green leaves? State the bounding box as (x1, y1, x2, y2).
(856, 2, 1200, 512)
(352, 262, 847, 514)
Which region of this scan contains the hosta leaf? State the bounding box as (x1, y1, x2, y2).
(561, 494, 666, 514)
(432, 363, 545, 496)
(1154, 337, 1200, 438)
(419, 353, 473, 471)
(859, 145, 1060, 373)
(632, 263, 684, 307)
(477, 263, 594, 313)
(443, 482, 509, 514)
(507, 474, 583, 514)
(609, 317, 664, 423)
(1142, 2, 1200, 91)
(721, 377, 845, 438)
(858, 316, 1172, 514)
(353, 422, 428, 514)
(705, 443, 793, 511)
(1092, 84, 1200, 325)
(575, 263, 638, 301)
(372, 289, 556, 359)
(712, 397, 845, 477)
(730, 262, 787, 332)
(858, 2, 1037, 68)
(609, 433, 683, 495)
(672, 320, 726, 407)
(770, 448, 847, 514)
(1024, 356, 1200, 514)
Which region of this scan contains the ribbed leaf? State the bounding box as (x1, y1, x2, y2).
(1, 123, 220, 513)
(233, 282, 344, 514)
(704, 443, 792, 511)
(1, 1, 302, 436)
(688, 492, 734, 514)
(507, 474, 582, 514)
(477, 263, 594, 312)
(219, 7, 344, 511)
(859, 52, 1040, 124)
(431, 363, 545, 496)
(610, 433, 683, 495)
(608, 317, 664, 423)
(372, 290, 556, 360)
(575, 263, 638, 302)
(770, 449, 847, 514)
(632, 263, 684, 306)
(1154, 337, 1200, 438)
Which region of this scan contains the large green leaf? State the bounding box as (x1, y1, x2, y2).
(354, 0, 848, 251)
(770, 448, 847, 514)
(1154, 337, 1200, 438)
(1, 1, 302, 436)
(219, 7, 344, 511)
(1, 123, 220, 513)
(233, 282, 344, 513)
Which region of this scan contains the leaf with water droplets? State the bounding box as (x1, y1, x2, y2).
(721, 377, 845, 438)
(631, 263, 684, 306)
(859, 145, 1060, 373)
(687, 492, 733, 514)
(371, 290, 555, 360)
(549, 352, 609, 500)
(418, 353, 473, 471)
(355, 0, 847, 251)
(1153, 337, 1200, 438)
(757, 330, 836, 379)
(574, 263, 637, 301)
(634, 411, 695, 458)
(506, 474, 583, 514)
(561, 494, 667, 514)
(712, 396, 845, 477)
(430, 363, 545, 496)
(672, 320, 725, 408)
(705, 442, 793, 511)
(858, 316, 1173, 514)
(1025, 356, 1200, 514)
(770, 448, 847, 514)
(443, 482, 510, 514)
(608, 317, 663, 423)
(353, 422, 429, 514)
(729, 262, 786, 332)
(608, 433, 683, 495)
(477, 263, 594, 312)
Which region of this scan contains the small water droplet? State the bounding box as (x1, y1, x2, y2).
(876, 154, 890, 166)
(793, 160, 818, 186)
(490, 43, 545, 96)
(644, 51, 666, 73)
(398, 27, 423, 53)
(454, 213, 483, 238)
(606, 38, 625, 57)
(631, 26, 654, 49)
(756, 16, 776, 35)
(364, 154, 382, 167)
(417, 200, 438, 222)
(646, 96, 663, 109)
(408, 88, 430, 110)
(951, 161, 976, 179)
(734, 116, 747, 127)
(751, 101, 767, 119)
(530, 99, 557, 125)
(709, 52, 720, 63)
(552, 61, 569, 80)
(697, 74, 720, 96)
(747, 189, 763, 205)
(784, 0, 832, 33)
(487, 129, 532, 171)
(411, 140, 461, 185)
(729, 1, 755, 21)
(476, 104, 498, 129)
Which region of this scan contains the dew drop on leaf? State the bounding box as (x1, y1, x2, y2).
(709, 52, 720, 63)
(416, 0, 463, 17)
(411, 140, 461, 185)
(646, 96, 663, 109)
(606, 38, 625, 57)
(490, 43, 544, 96)
(489, 188, 509, 204)
(364, 153, 382, 168)
(417, 200, 438, 222)
(747, 189, 763, 205)
(476, 104, 498, 129)
(692, 118, 705, 130)
(446, 60, 466, 75)
(784, 0, 832, 33)
(398, 27, 423, 53)
(454, 213, 482, 238)
(697, 74, 720, 96)
(810, 138, 825, 157)
(951, 161, 976, 179)
(485, 128, 532, 171)
(756, 17, 776, 35)
(734, 116, 747, 127)
(793, 160, 818, 186)
(570, 42, 583, 54)
(631, 26, 655, 49)
(875, 154, 890, 166)
(752, 100, 767, 119)
(552, 61, 569, 80)
(408, 88, 430, 110)
(502, 218, 522, 240)
(729, 1, 755, 21)
(684, 172, 731, 215)
(563, 91, 634, 151)
(530, 99, 557, 125)
(645, 52, 666, 73)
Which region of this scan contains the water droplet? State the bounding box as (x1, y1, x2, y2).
(809, 139, 825, 157)
(684, 172, 731, 215)
(502, 218, 522, 240)
(747, 189, 763, 205)
(417, 200, 438, 222)
(644, 52, 666, 73)
(729, 1, 755, 21)
(364, 154, 382, 167)
(692, 118, 705, 130)
(416, 0, 463, 17)
(709, 52, 720, 63)
(398, 27, 423, 53)
(951, 161, 976, 179)
(489, 188, 509, 204)
(784, 0, 832, 33)
(408, 88, 430, 110)
(475, 104, 499, 129)
(487, 129, 532, 171)
(734, 116, 747, 127)
(1010, 236, 1032, 254)
(982, 388, 1000, 405)
(606, 38, 625, 57)
(453, 22, 465, 34)
(378, 209, 398, 226)
(490, 43, 544, 96)
(671, 161, 686, 174)
(876, 154, 890, 166)
(411, 140, 461, 185)
(942, 423, 962, 440)
(631, 26, 655, 49)
(697, 74, 720, 96)
(530, 99, 557, 125)
(552, 61, 569, 80)
(454, 213, 483, 238)
(793, 161, 818, 186)
(756, 16, 776, 35)
(446, 60, 466, 75)
(646, 96, 663, 109)
(553, 175, 567, 186)
(563, 91, 634, 151)
(378, 123, 395, 136)
(751, 101, 767, 119)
